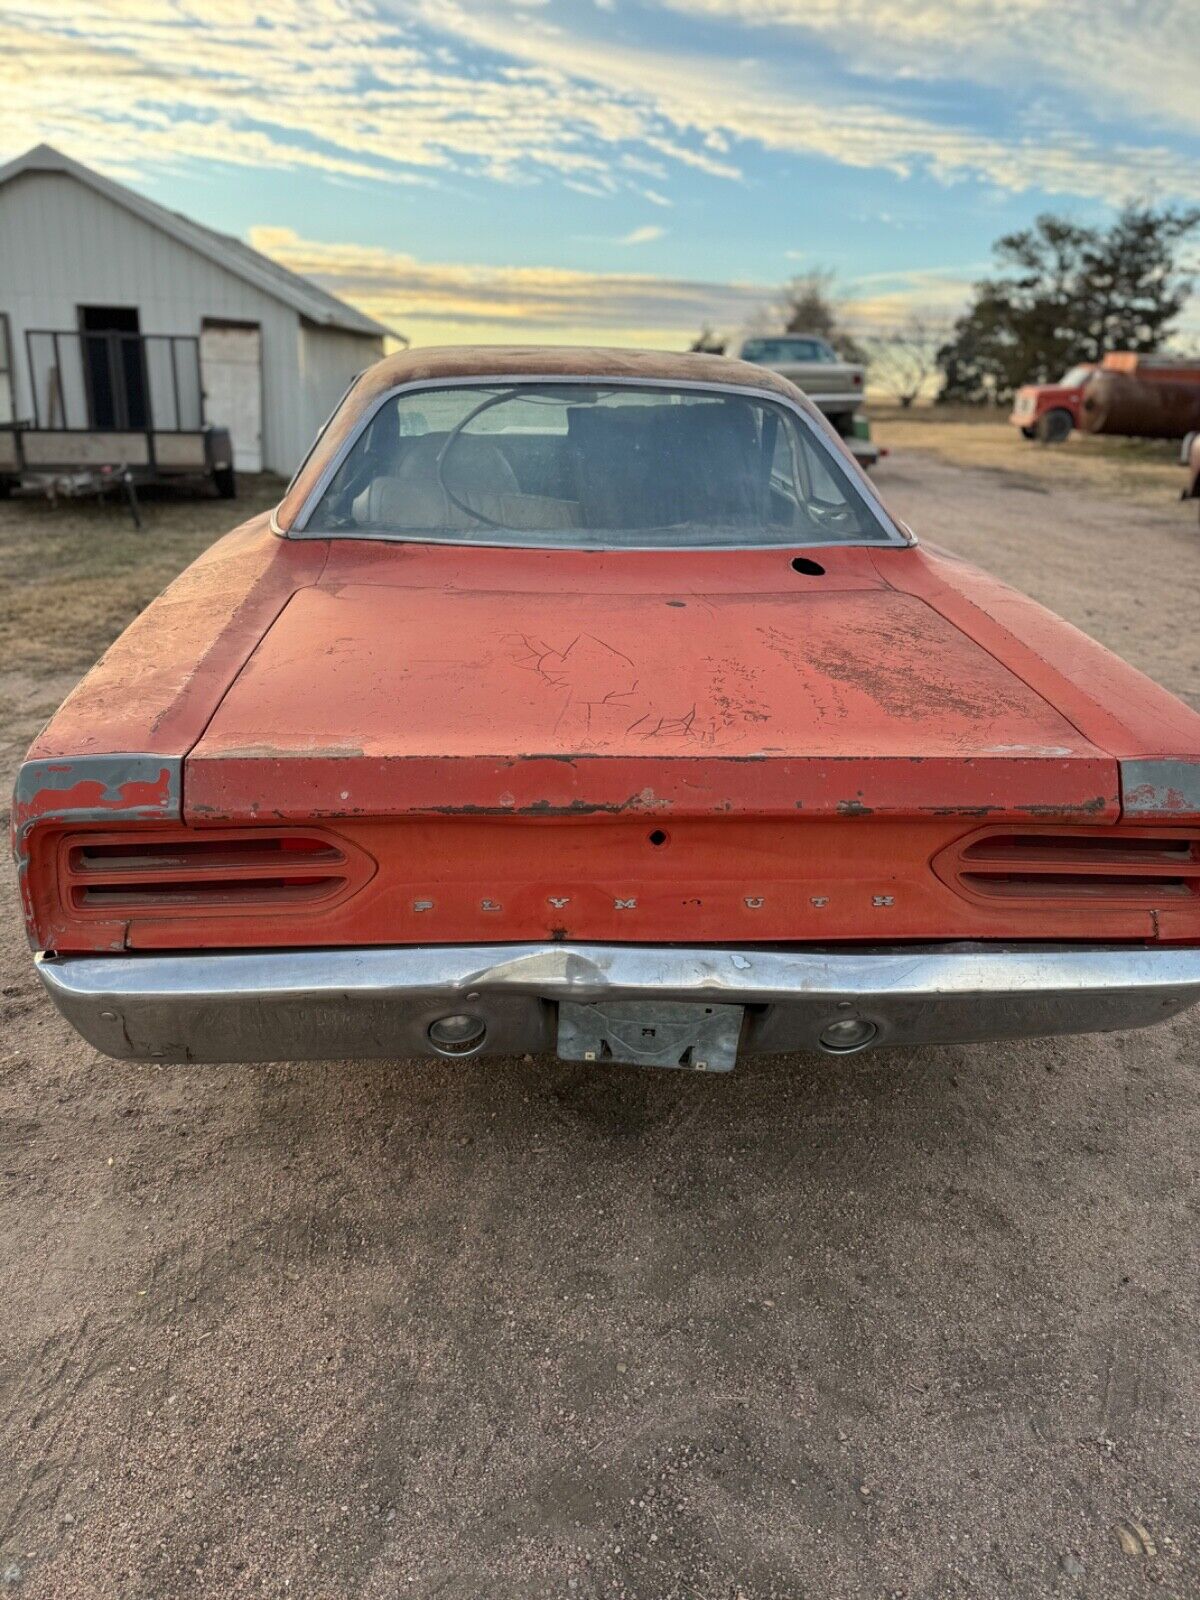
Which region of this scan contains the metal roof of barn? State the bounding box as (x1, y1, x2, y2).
(0, 144, 395, 341)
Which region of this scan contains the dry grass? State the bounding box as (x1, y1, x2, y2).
(871, 403, 1185, 504)
(0, 477, 283, 680)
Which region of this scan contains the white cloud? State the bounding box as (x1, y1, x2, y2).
(663, 0, 1200, 140)
(617, 224, 666, 244)
(0, 0, 660, 187)
(412, 0, 1200, 206)
(1, 0, 1196, 212)
(248, 223, 765, 343)
(841, 267, 982, 329)
(250, 223, 979, 344)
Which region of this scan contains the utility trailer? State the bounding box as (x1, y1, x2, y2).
(0, 327, 235, 500)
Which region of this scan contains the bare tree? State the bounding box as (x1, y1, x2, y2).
(771, 270, 868, 363)
(863, 315, 947, 407)
(688, 324, 726, 353)
(778, 270, 841, 339)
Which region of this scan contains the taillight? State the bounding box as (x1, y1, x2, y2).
(58, 828, 374, 915)
(935, 826, 1200, 905)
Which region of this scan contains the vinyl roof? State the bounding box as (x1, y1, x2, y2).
(347, 343, 812, 397)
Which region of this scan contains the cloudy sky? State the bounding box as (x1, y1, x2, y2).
(4, 0, 1199, 346)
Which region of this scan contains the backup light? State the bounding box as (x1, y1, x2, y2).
(819, 1017, 878, 1053)
(428, 1014, 488, 1055)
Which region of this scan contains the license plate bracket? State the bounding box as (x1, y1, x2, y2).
(557, 1000, 744, 1072)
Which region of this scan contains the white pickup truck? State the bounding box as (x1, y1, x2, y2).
(725, 333, 876, 465)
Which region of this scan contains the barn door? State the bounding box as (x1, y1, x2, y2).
(200, 320, 263, 472)
(78, 305, 149, 429)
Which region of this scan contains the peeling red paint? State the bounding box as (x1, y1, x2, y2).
(182, 562, 1121, 825)
(14, 768, 174, 831)
(12, 367, 1200, 959)
(1127, 782, 1189, 813)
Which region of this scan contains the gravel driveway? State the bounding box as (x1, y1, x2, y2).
(1, 450, 1197, 1599)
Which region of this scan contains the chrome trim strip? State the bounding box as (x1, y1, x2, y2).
(275, 372, 364, 513)
(35, 942, 1200, 1064)
(271, 373, 909, 549)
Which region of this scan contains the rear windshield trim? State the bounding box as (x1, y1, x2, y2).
(276, 374, 909, 549)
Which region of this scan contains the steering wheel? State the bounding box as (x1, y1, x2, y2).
(433, 389, 515, 529)
(805, 497, 858, 532)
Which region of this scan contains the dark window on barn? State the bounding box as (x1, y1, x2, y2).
(77, 305, 150, 430)
(0, 313, 13, 424)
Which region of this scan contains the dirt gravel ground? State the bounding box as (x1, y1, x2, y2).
(871, 405, 1187, 511)
(1, 446, 1198, 1600)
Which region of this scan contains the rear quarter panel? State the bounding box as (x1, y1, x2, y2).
(12, 517, 326, 941)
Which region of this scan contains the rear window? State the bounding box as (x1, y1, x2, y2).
(739, 337, 837, 365)
(302, 382, 894, 550)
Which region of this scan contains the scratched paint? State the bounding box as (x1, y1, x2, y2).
(192, 583, 1108, 768)
(12, 349, 1200, 963)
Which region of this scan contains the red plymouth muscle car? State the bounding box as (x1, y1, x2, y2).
(13, 347, 1200, 1072)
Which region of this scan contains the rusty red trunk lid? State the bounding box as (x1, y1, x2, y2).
(184, 544, 1116, 823)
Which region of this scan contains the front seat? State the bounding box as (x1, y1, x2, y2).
(354, 432, 520, 529)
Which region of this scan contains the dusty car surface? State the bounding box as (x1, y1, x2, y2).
(12, 345, 1200, 1072)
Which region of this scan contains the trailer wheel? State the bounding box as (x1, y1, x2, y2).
(1036, 408, 1073, 444)
(213, 465, 237, 500)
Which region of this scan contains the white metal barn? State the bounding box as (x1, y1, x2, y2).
(0, 144, 391, 477)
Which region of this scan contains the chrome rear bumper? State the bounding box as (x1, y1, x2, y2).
(34, 942, 1200, 1066)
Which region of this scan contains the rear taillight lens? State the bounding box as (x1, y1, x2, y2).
(58, 828, 374, 916)
(935, 826, 1200, 905)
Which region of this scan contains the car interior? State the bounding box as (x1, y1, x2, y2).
(307, 386, 879, 544)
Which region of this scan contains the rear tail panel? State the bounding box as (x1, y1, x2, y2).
(25, 813, 1200, 953)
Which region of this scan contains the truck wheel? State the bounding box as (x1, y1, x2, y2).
(0, 478, 12, 499)
(1036, 408, 1072, 444)
(1020, 425, 1036, 440)
(213, 465, 237, 500)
